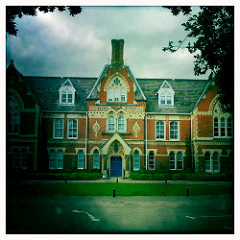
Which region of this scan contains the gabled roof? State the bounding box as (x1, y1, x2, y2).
(157, 80, 175, 94)
(137, 78, 209, 113)
(25, 76, 97, 112)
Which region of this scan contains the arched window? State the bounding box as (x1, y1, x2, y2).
(68, 119, 77, 138)
(57, 151, 64, 169)
(170, 121, 179, 140)
(21, 149, 28, 169)
(93, 149, 100, 169)
(149, 151, 155, 170)
(7, 97, 20, 134)
(114, 88, 119, 101)
(121, 88, 126, 102)
(118, 116, 125, 132)
(78, 150, 84, 169)
(221, 118, 226, 137)
(108, 88, 113, 102)
(214, 117, 219, 137)
(133, 150, 140, 170)
(49, 150, 56, 169)
(169, 151, 175, 170)
(61, 88, 74, 104)
(108, 116, 115, 132)
(160, 90, 173, 106)
(156, 121, 164, 140)
(205, 152, 211, 172)
(177, 152, 183, 170)
(213, 152, 220, 172)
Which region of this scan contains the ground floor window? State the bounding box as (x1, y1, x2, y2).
(204, 151, 220, 173)
(169, 151, 184, 170)
(78, 150, 84, 169)
(148, 151, 155, 170)
(133, 150, 140, 170)
(12, 148, 28, 169)
(93, 149, 100, 169)
(49, 150, 64, 169)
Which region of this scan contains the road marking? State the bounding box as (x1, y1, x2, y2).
(185, 215, 233, 220)
(72, 209, 100, 222)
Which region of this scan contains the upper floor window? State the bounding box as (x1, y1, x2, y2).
(68, 119, 77, 138)
(157, 80, 175, 107)
(108, 88, 113, 102)
(59, 79, 76, 105)
(108, 116, 115, 132)
(118, 116, 125, 132)
(170, 121, 179, 140)
(121, 88, 126, 102)
(107, 78, 126, 102)
(156, 121, 165, 140)
(54, 119, 64, 138)
(7, 97, 20, 134)
(213, 117, 233, 138)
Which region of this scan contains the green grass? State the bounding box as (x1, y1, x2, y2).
(8, 183, 233, 196)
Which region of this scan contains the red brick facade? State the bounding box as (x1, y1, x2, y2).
(6, 40, 233, 176)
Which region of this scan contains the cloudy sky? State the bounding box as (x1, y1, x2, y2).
(6, 6, 209, 79)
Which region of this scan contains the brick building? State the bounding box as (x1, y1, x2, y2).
(6, 39, 233, 177)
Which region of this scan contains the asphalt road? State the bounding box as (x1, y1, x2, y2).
(6, 194, 234, 234)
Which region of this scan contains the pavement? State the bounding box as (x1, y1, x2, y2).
(16, 177, 233, 186)
(6, 194, 234, 234)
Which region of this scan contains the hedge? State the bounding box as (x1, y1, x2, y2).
(129, 171, 232, 181)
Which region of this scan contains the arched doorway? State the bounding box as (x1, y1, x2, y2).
(110, 156, 122, 177)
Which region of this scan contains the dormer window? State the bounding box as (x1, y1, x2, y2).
(59, 79, 76, 105)
(157, 80, 175, 107)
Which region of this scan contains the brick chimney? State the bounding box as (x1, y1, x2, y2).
(111, 39, 124, 66)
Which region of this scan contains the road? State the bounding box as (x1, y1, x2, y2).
(6, 194, 234, 234)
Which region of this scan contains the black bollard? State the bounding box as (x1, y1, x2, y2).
(113, 187, 116, 197)
(116, 177, 118, 183)
(165, 178, 167, 184)
(186, 186, 189, 196)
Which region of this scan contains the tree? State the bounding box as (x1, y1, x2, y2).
(163, 6, 234, 112)
(7, 6, 82, 36)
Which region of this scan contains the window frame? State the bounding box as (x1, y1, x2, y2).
(133, 150, 140, 170)
(68, 119, 78, 139)
(118, 116, 125, 132)
(60, 88, 75, 105)
(78, 150, 85, 169)
(93, 149, 100, 169)
(53, 119, 64, 139)
(156, 121, 165, 140)
(148, 151, 155, 170)
(108, 116, 115, 132)
(121, 88, 126, 102)
(169, 121, 179, 140)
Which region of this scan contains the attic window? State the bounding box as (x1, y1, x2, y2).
(157, 80, 175, 107)
(59, 79, 76, 105)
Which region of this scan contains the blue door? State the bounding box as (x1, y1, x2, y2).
(110, 156, 122, 177)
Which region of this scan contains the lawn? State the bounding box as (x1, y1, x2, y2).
(7, 182, 233, 196)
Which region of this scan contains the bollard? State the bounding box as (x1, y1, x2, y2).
(116, 177, 118, 183)
(113, 187, 116, 197)
(186, 186, 189, 196)
(65, 178, 67, 184)
(165, 178, 167, 184)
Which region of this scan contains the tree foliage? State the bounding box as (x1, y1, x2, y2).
(163, 6, 234, 111)
(7, 6, 82, 36)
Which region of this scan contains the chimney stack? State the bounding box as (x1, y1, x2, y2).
(111, 39, 124, 66)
